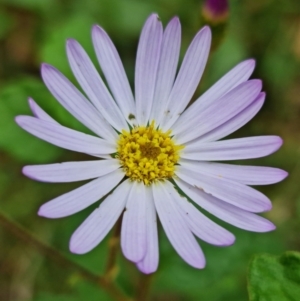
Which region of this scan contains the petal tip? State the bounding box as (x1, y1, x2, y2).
(14, 115, 24, 126)
(69, 237, 82, 254)
(169, 15, 180, 25)
(137, 264, 157, 274)
(281, 170, 289, 180)
(92, 24, 102, 34)
(69, 236, 90, 255)
(22, 166, 29, 177)
(69, 244, 81, 254)
(268, 222, 276, 231)
(41, 63, 54, 77)
(215, 233, 236, 247)
(41, 62, 51, 70)
(261, 220, 276, 232)
(150, 12, 159, 18)
(146, 13, 159, 24)
(66, 38, 76, 46)
(225, 234, 236, 246)
(277, 136, 284, 146)
(246, 58, 256, 68)
(252, 78, 262, 90)
(201, 25, 212, 36)
(262, 202, 273, 212)
(195, 259, 206, 269)
(272, 136, 283, 152)
(258, 91, 266, 99)
(37, 205, 47, 217)
(122, 247, 146, 264)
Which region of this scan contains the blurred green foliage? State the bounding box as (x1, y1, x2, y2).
(0, 0, 300, 300)
(248, 252, 300, 301)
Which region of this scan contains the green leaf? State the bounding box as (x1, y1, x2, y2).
(248, 251, 300, 301)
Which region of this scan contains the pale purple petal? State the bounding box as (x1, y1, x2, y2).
(41, 64, 117, 142)
(192, 92, 265, 143)
(174, 190, 235, 246)
(175, 179, 276, 232)
(160, 26, 211, 131)
(176, 165, 272, 212)
(15, 116, 116, 155)
(66, 39, 128, 131)
(28, 98, 57, 123)
(149, 17, 181, 124)
(135, 14, 163, 125)
(28, 99, 114, 160)
(172, 59, 256, 135)
(174, 80, 262, 144)
(181, 136, 283, 161)
(180, 159, 288, 185)
(23, 159, 120, 183)
(153, 181, 205, 268)
(136, 186, 159, 274)
(38, 169, 124, 218)
(92, 25, 136, 125)
(121, 182, 147, 262)
(69, 179, 131, 254)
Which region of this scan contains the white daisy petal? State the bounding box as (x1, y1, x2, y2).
(176, 165, 272, 212)
(92, 25, 136, 125)
(173, 189, 235, 246)
(160, 26, 211, 131)
(174, 80, 262, 144)
(135, 14, 163, 125)
(41, 64, 117, 142)
(69, 179, 131, 254)
(149, 17, 181, 124)
(28, 98, 57, 123)
(15, 116, 115, 155)
(180, 159, 288, 185)
(175, 179, 276, 232)
(181, 136, 283, 161)
(23, 159, 120, 183)
(193, 92, 265, 143)
(136, 186, 159, 274)
(153, 181, 205, 269)
(66, 39, 128, 131)
(121, 182, 147, 262)
(173, 59, 256, 134)
(38, 169, 124, 218)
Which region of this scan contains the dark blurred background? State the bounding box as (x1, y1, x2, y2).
(0, 0, 299, 300)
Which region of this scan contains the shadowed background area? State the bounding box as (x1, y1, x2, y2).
(0, 0, 299, 300)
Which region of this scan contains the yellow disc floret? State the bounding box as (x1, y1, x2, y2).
(117, 121, 184, 185)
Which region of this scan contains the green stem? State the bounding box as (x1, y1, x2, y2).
(0, 211, 131, 301)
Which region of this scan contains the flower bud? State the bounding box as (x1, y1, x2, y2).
(202, 0, 229, 24)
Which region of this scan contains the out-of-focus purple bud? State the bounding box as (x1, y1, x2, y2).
(202, 0, 229, 23)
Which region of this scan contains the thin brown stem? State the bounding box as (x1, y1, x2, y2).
(135, 273, 154, 301)
(0, 212, 131, 301)
(104, 216, 123, 283)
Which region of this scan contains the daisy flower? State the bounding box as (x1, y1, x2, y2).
(16, 14, 287, 274)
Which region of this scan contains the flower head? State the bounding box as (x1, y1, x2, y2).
(16, 14, 287, 274)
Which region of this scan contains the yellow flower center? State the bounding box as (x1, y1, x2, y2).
(117, 122, 183, 185)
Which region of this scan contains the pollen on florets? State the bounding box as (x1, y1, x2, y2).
(116, 121, 184, 185)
